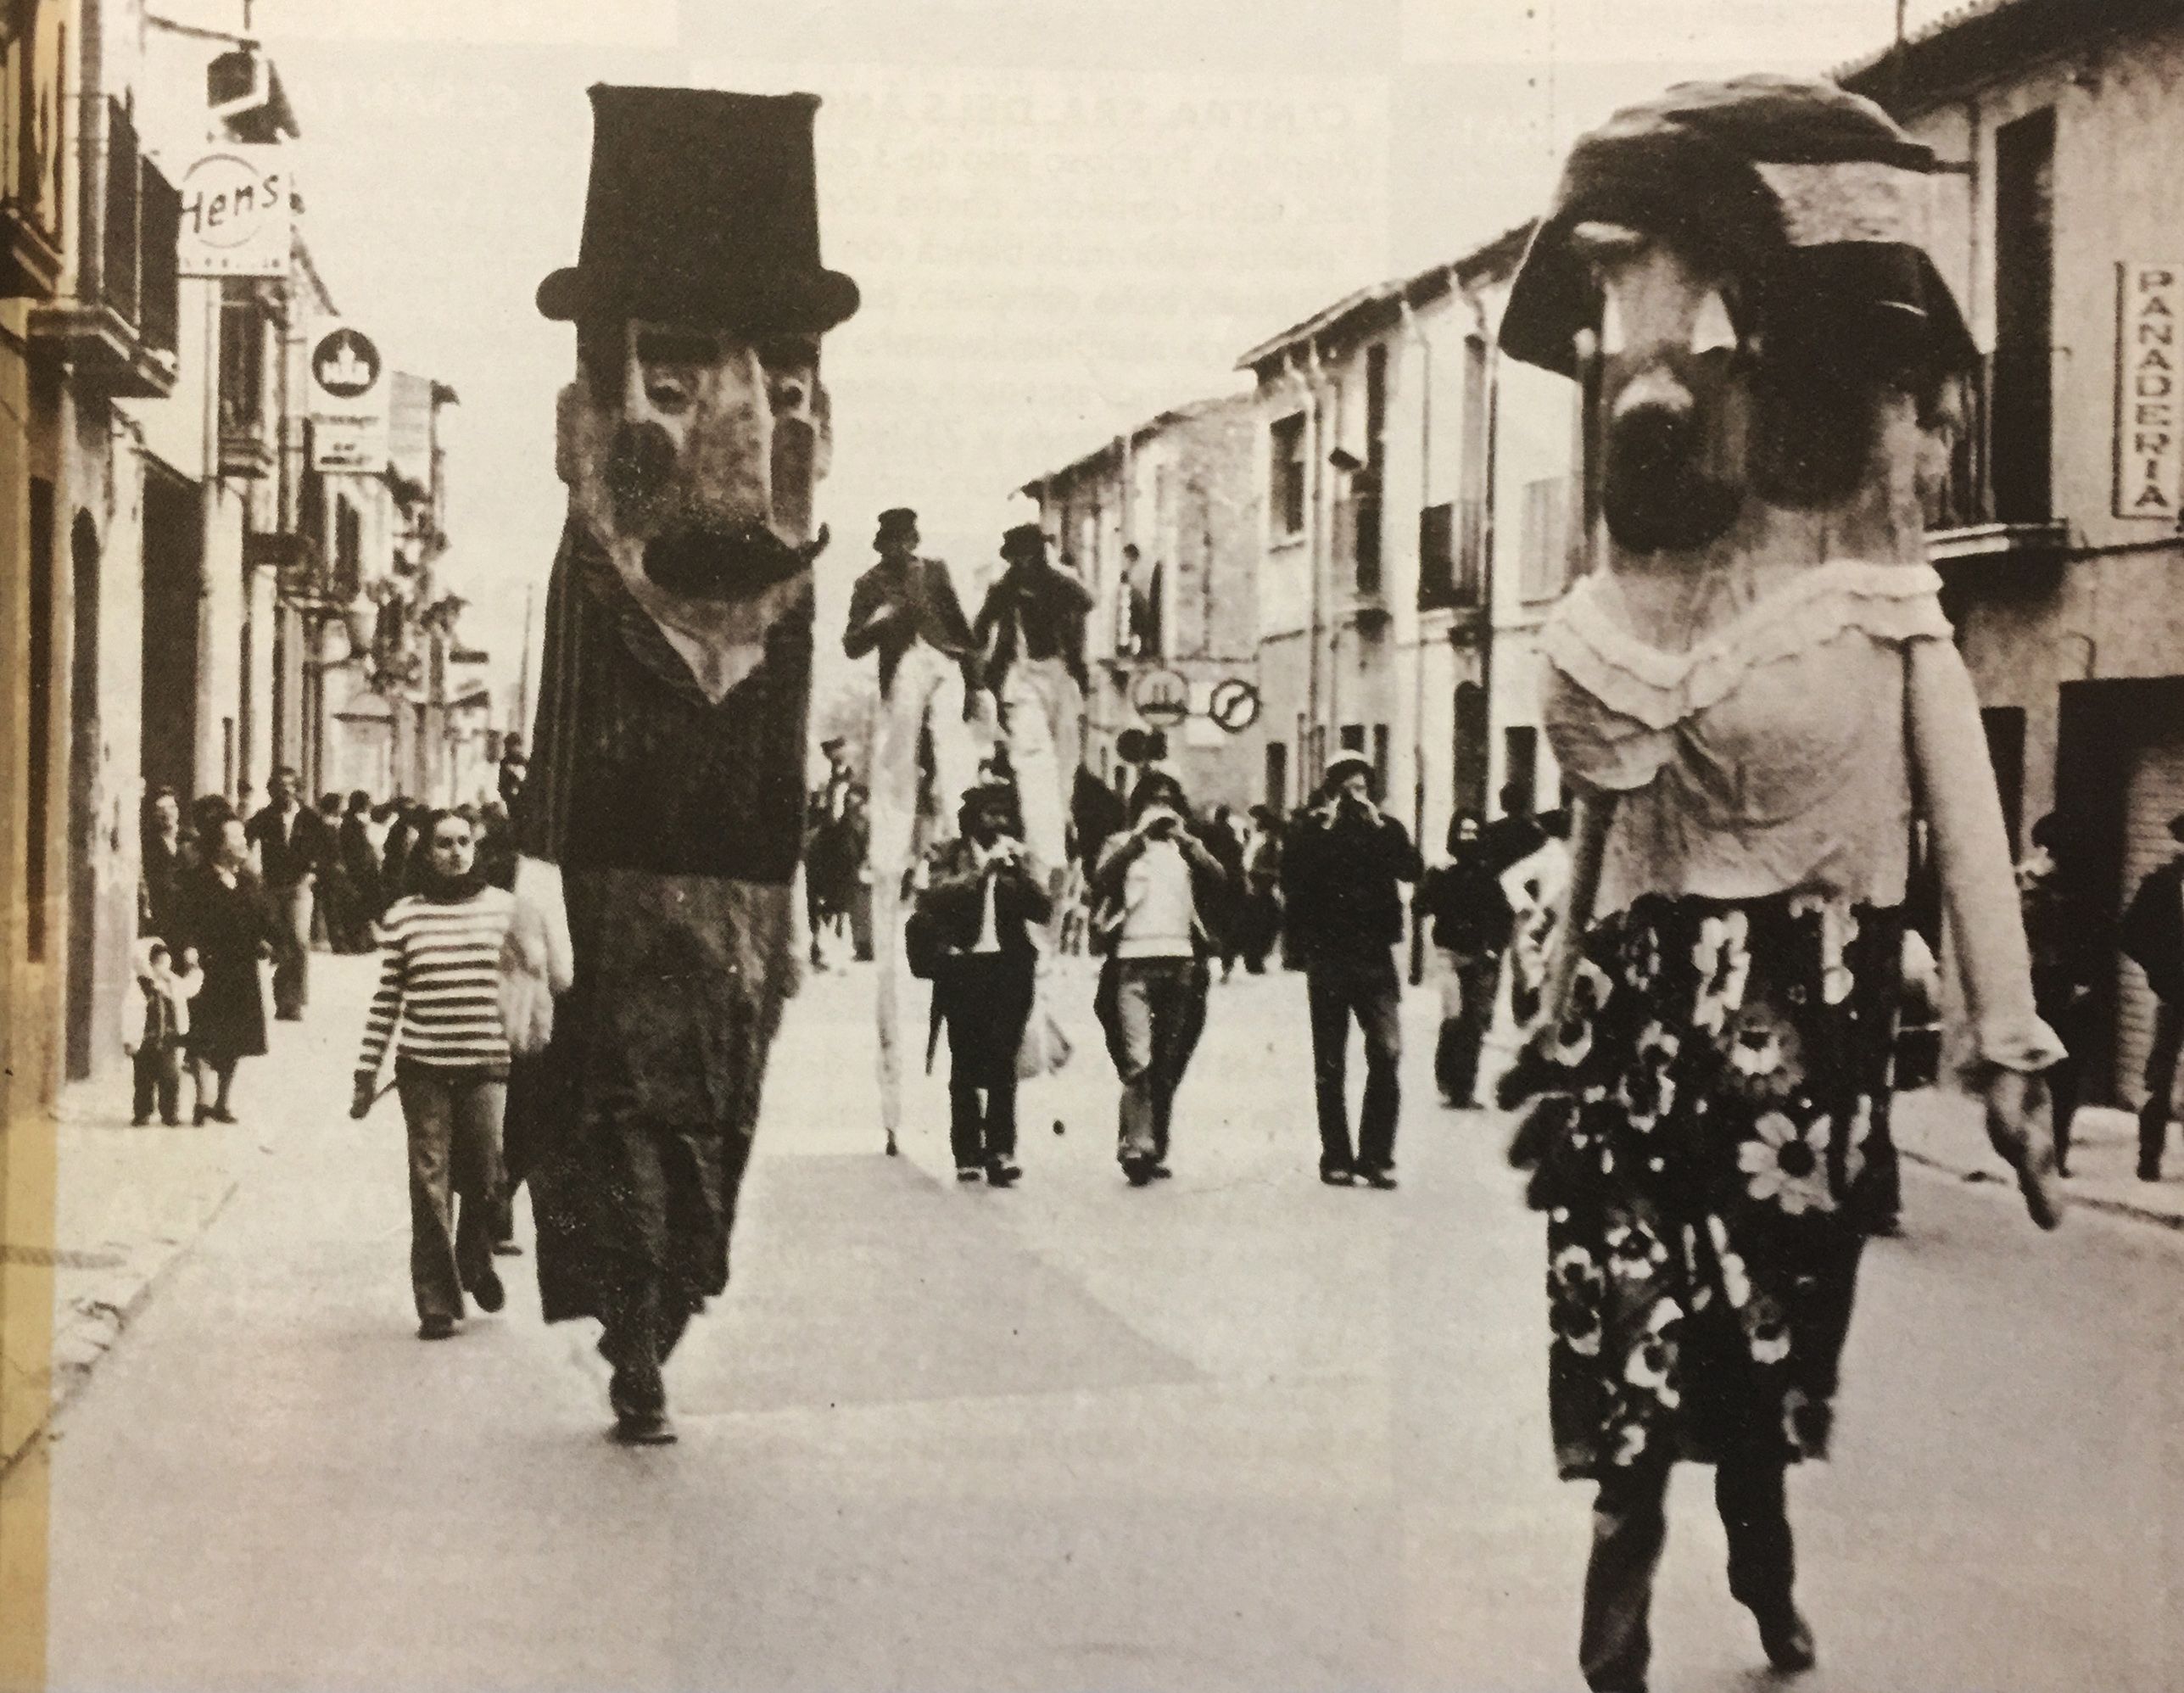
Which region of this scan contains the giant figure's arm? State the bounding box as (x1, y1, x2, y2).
(842, 571, 898, 661)
(1908, 636, 2065, 1226)
(500, 536, 580, 1054)
(1535, 792, 1616, 1033)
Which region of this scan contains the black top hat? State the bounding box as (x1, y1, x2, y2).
(875, 507, 919, 546)
(1500, 74, 1975, 380)
(538, 86, 860, 335)
(999, 523, 1047, 562)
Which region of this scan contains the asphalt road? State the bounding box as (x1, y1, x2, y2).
(16, 952, 2182, 1692)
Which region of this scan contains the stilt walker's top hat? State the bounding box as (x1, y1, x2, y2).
(537, 86, 860, 335)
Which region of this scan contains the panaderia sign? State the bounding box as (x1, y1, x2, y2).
(2115, 261, 2184, 519)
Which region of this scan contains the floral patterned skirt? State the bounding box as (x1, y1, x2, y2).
(1536, 891, 1902, 1481)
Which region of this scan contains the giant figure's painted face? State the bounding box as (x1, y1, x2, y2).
(557, 318, 832, 606)
(1572, 221, 1751, 556)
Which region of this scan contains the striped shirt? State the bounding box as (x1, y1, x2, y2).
(355, 887, 517, 1076)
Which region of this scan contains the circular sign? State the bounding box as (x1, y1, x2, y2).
(1129, 666, 1190, 728)
(311, 327, 382, 400)
(1207, 678, 1262, 734)
(180, 150, 284, 254)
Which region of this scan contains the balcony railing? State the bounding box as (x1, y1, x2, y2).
(30, 98, 177, 395)
(1924, 347, 2067, 562)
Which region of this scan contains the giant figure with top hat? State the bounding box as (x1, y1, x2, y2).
(498, 86, 857, 1444)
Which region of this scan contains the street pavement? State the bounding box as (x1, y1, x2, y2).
(10, 946, 2184, 1692)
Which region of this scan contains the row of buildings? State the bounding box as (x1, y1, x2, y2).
(1023, 0, 2184, 1111)
(1, 0, 495, 1129)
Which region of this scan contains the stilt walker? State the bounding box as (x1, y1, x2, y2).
(843, 509, 983, 1154)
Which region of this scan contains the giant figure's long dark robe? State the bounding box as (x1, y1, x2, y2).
(506, 524, 811, 1329)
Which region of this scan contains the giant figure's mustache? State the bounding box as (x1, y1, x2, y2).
(643, 520, 828, 601)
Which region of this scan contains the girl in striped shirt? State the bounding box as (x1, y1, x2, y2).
(351, 808, 517, 1339)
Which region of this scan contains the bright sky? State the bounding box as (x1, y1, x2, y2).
(153, 0, 1969, 704)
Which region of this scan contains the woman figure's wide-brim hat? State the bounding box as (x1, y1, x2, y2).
(1500, 73, 1975, 379)
(537, 85, 860, 336)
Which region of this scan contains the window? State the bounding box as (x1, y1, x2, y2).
(1453, 682, 1489, 818)
(1418, 502, 1455, 608)
(25, 476, 54, 960)
(332, 494, 361, 601)
(1992, 109, 2054, 524)
(219, 283, 265, 435)
(1502, 725, 1539, 819)
(1981, 707, 2027, 858)
(1371, 724, 1391, 800)
(1271, 412, 1307, 539)
(1265, 741, 1288, 811)
(1518, 476, 1573, 603)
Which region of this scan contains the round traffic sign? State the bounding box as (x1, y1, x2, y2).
(1129, 666, 1190, 729)
(1207, 677, 1262, 734)
(312, 328, 382, 400)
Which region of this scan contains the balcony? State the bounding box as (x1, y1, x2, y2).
(30, 98, 178, 398)
(1924, 348, 2068, 564)
(1416, 497, 1488, 635)
(0, 22, 64, 299)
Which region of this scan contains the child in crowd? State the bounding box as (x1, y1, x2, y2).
(126, 939, 202, 1126)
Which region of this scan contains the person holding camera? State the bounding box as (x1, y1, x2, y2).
(1090, 770, 1228, 1184)
(1281, 754, 1423, 1187)
(915, 783, 1053, 1186)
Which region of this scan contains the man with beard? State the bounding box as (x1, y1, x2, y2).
(499, 86, 857, 1444)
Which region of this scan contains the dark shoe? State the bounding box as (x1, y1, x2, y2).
(1357, 1165, 1399, 1191)
(130, 1115, 149, 1126)
(193, 1104, 210, 1126)
(956, 1166, 983, 1183)
(1320, 1166, 1355, 1187)
(207, 1107, 238, 1125)
(491, 1239, 524, 1258)
(611, 1411, 679, 1445)
(416, 1315, 455, 1341)
(986, 1160, 1022, 1188)
(2140, 1160, 2164, 1182)
(1122, 1159, 1155, 1187)
(1753, 1601, 1816, 1673)
(469, 1266, 506, 1314)
(1148, 1163, 1172, 1180)
(160, 1115, 182, 1127)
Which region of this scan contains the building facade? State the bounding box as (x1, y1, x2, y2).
(1844, 0, 2184, 1104)
(1235, 228, 1528, 868)
(1023, 392, 1265, 813)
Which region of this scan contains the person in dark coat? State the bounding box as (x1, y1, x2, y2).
(2018, 814, 2106, 1176)
(246, 766, 331, 1020)
(339, 791, 383, 936)
(1282, 754, 1422, 1187)
(2121, 811, 2184, 1181)
(1417, 809, 1512, 1108)
(1239, 803, 1285, 974)
(172, 814, 278, 1124)
(139, 788, 188, 943)
(916, 783, 1052, 1185)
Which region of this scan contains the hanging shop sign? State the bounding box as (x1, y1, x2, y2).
(176, 144, 292, 277)
(309, 322, 389, 472)
(2115, 261, 2184, 519)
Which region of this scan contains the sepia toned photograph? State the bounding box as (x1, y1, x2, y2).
(1, 1, 2180, 1689)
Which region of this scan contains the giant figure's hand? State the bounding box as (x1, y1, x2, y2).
(1981, 1067, 2064, 1231)
(501, 854, 575, 1056)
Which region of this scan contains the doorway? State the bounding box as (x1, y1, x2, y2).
(64, 511, 101, 1080)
